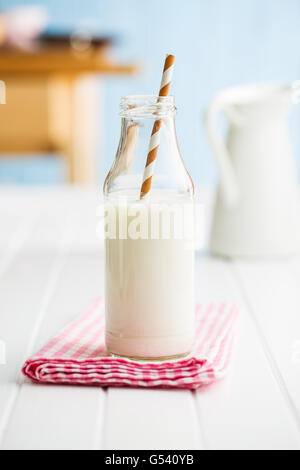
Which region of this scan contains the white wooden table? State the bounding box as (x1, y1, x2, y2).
(0, 186, 300, 450)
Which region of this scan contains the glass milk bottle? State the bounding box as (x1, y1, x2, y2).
(103, 95, 195, 360)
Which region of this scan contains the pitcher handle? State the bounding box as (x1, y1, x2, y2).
(204, 100, 238, 207)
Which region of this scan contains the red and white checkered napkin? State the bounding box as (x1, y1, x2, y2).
(22, 299, 238, 390)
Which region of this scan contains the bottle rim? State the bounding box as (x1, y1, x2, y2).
(120, 94, 177, 118)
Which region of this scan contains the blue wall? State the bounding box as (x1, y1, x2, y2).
(1, 0, 300, 186)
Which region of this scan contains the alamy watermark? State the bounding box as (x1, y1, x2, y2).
(0, 80, 6, 104)
(0, 340, 6, 365)
(96, 198, 204, 248)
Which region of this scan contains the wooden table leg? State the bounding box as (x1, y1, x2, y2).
(48, 75, 99, 184)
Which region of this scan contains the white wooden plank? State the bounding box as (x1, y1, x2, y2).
(0, 210, 70, 444)
(233, 260, 300, 430)
(0, 198, 40, 275)
(1, 384, 105, 450)
(194, 256, 300, 450)
(1, 192, 106, 450)
(2, 253, 106, 450)
(105, 388, 202, 450)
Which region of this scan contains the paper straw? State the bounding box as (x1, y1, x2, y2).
(140, 54, 175, 199)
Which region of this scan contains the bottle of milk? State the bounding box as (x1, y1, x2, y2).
(103, 95, 195, 360)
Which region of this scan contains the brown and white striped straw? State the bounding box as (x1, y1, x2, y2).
(140, 54, 175, 199)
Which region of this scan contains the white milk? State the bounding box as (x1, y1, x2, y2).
(104, 195, 195, 359)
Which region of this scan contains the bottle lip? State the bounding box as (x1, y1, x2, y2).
(120, 94, 176, 118)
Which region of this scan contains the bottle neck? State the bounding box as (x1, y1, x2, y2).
(104, 96, 193, 200)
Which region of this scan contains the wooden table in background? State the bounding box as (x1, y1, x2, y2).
(0, 187, 300, 450)
(0, 45, 137, 184)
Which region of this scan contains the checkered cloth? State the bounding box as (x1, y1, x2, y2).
(22, 298, 238, 390)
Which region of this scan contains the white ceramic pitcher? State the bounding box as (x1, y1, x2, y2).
(205, 83, 300, 258)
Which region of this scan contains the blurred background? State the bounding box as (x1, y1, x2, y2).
(0, 0, 300, 188)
